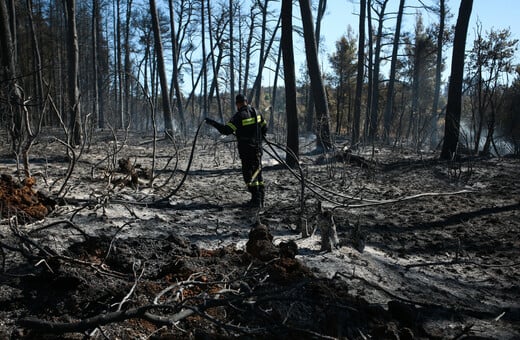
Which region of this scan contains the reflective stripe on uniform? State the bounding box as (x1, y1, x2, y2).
(247, 180, 264, 188)
(226, 122, 237, 131)
(242, 115, 262, 126)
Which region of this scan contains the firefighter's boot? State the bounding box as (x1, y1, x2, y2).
(258, 185, 265, 208)
(248, 187, 262, 208)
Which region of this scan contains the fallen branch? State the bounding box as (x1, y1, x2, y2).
(28, 219, 90, 240)
(18, 304, 176, 333)
(18, 298, 231, 334)
(405, 259, 520, 269)
(333, 190, 474, 210)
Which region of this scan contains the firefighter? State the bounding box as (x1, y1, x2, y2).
(205, 94, 267, 208)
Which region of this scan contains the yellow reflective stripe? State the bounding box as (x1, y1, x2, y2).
(242, 115, 262, 126)
(247, 181, 264, 187)
(242, 117, 256, 126)
(226, 122, 237, 131)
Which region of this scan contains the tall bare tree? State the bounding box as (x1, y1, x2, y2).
(440, 0, 473, 160)
(281, 0, 298, 166)
(123, 0, 133, 128)
(168, 0, 186, 135)
(383, 0, 405, 142)
(149, 0, 174, 134)
(201, 0, 208, 118)
(430, 0, 446, 148)
(251, 0, 269, 109)
(352, 0, 366, 146)
(64, 0, 82, 146)
(0, 0, 24, 152)
(114, 0, 123, 128)
(229, 0, 236, 113)
(368, 0, 388, 141)
(298, 0, 332, 151)
(305, 0, 327, 133)
(92, 0, 103, 129)
(26, 0, 45, 119)
(364, 0, 373, 138)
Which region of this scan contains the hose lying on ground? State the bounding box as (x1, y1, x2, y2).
(153, 119, 206, 204)
(115, 124, 472, 211)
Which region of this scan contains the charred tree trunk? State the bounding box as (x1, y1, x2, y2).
(0, 0, 24, 152)
(298, 0, 332, 151)
(304, 0, 327, 135)
(123, 0, 133, 129)
(281, 0, 298, 167)
(383, 0, 405, 142)
(168, 0, 186, 135)
(64, 0, 82, 147)
(440, 0, 473, 160)
(26, 0, 45, 120)
(352, 0, 366, 146)
(368, 0, 388, 141)
(364, 1, 373, 140)
(201, 0, 208, 119)
(270, 42, 282, 132)
(149, 0, 174, 134)
(430, 0, 445, 149)
(229, 0, 236, 114)
(92, 0, 101, 129)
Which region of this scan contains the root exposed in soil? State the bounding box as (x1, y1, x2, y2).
(0, 175, 55, 223)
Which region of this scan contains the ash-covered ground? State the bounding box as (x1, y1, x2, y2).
(0, 129, 519, 339)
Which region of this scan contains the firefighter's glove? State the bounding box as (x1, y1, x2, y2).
(205, 118, 217, 127)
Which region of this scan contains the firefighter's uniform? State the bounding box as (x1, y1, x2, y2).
(206, 101, 267, 208)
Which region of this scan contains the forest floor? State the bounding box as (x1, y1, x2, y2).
(0, 129, 519, 339)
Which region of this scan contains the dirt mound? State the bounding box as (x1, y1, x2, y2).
(0, 174, 56, 223)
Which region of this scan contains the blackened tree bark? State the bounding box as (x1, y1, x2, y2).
(64, 0, 82, 147)
(298, 0, 332, 151)
(201, 0, 208, 119)
(383, 0, 405, 142)
(352, 0, 366, 146)
(304, 0, 327, 134)
(168, 0, 185, 134)
(269, 42, 282, 132)
(430, 0, 445, 148)
(26, 0, 44, 119)
(92, 0, 103, 129)
(229, 0, 236, 114)
(123, 0, 133, 128)
(440, 0, 473, 160)
(364, 1, 373, 139)
(115, 0, 122, 128)
(368, 0, 388, 141)
(0, 0, 23, 151)
(281, 0, 298, 167)
(149, 0, 174, 134)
